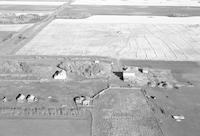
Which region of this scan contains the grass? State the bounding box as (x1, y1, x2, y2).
(0, 5, 57, 11)
(0, 31, 14, 42)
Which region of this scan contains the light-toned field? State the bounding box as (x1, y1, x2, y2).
(17, 16, 200, 61)
(0, 1, 66, 5)
(71, 0, 200, 6)
(0, 24, 33, 31)
(47, 15, 200, 24)
(14, 12, 52, 16)
(0, 5, 58, 11)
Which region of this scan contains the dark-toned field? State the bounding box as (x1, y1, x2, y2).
(58, 5, 200, 17)
(0, 119, 91, 136)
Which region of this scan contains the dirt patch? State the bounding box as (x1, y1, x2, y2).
(0, 58, 112, 81)
(57, 60, 112, 80)
(0, 61, 33, 73)
(0, 60, 56, 80)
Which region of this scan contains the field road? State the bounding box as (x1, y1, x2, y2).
(0, 1, 71, 55)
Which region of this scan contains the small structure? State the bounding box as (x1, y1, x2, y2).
(74, 96, 92, 106)
(52, 69, 67, 80)
(16, 94, 26, 103)
(122, 66, 149, 83)
(82, 99, 91, 106)
(26, 94, 38, 103)
(2, 96, 7, 102)
(157, 81, 173, 89)
(137, 67, 149, 74)
(123, 70, 136, 82)
(172, 115, 185, 122)
(74, 96, 85, 104)
(94, 60, 100, 64)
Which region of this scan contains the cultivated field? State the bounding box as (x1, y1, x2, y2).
(0, 1, 66, 5)
(71, 0, 200, 6)
(17, 16, 200, 61)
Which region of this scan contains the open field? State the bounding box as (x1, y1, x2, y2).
(0, 0, 66, 2)
(0, 0, 66, 11)
(0, 119, 90, 136)
(0, 24, 33, 31)
(0, 5, 58, 11)
(93, 88, 163, 136)
(0, 24, 33, 42)
(71, 0, 200, 6)
(17, 16, 200, 61)
(58, 5, 200, 17)
(0, 1, 66, 5)
(13, 12, 52, 16)
(0, 31, 15, 43)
